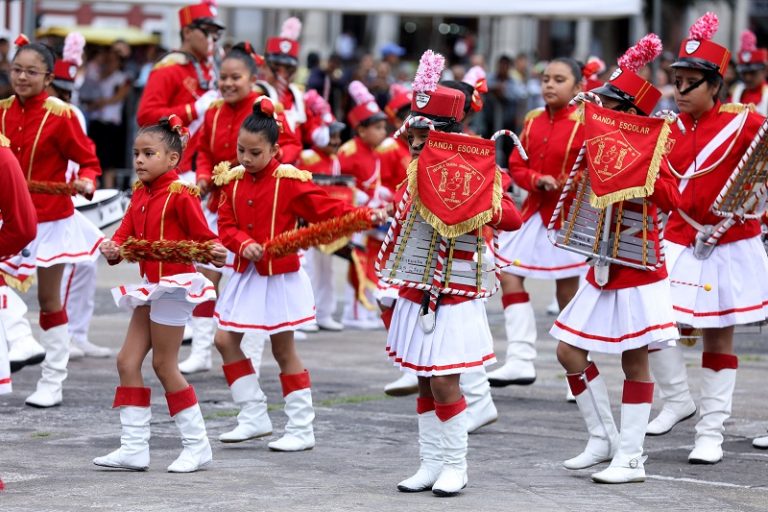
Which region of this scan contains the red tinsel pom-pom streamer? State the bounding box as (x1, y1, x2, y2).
(264, 208, 375, 259)
(119, 237, 216, 264)
(28, 180, 75, 195)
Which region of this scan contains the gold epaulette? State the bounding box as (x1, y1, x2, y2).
(0, 270, 33, 292)
(153, 52, 189, 70)
(132, 180, 144, 192)
(43, 97, 73, 118)
(168, 180, 201, 196)
(300, 149, 321, 166)
(274, 164, 312, 182)
(209, 99, 225, 110)
(212, 161, 245, 186)
(0, 133, 9, 147)
(0, 96, 15, 110)
(719, 102, 754, 114)
(338, 139, 357, 157)
(376, 137, 398, 154)
(524, 107, 546, 123)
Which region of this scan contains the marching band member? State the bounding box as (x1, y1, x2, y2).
(378, 83, 413, 194)
(0, 127, 37, 493)
(299, 90, 348, 332)
(94, 116, 226, 473)
(551, 34, 681, 483)
(212, 97, 385, 450)
(488, 58, 587, 387)
(384, 50, 522, 496)
(730, 30, 768, 115)
(178, 41, 265, 375)
(338, 80, 390, 329)
(257, 17, 312, 164)
(649, 13, 768, 464)
(0, 36, 103, 408)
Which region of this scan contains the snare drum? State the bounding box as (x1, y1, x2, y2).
(72, 189, 126, 229)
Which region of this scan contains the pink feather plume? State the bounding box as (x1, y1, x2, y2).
(280, 17, 302, 40)
(688, 12, 718, 41)
(304, 89, 331, 117)
(617, 33, 662, 73)
(63, 32, 85, 67)
(348, 80, 375, 106)
(462, 66, 486, 87)
(412, 50, 445, 93)
(389, 83, 409, 97)
(741, 30, 758, 52)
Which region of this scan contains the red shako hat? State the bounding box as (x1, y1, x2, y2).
(178, 2, 224, 30)
(737, 29, 767, 72)
(347, 81, 387, 129)
(385, 83, 412, 122)
(672, 12, 730, 77)
(266, 17, 301, 66)
(408, 50, 465, 128)
(53, 32, 85, 91)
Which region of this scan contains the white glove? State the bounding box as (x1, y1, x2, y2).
(311, 125, 330, 148)
(374, 185, 393, 204)
(354, 189, 370, 205)
(194, 90, 220, 119)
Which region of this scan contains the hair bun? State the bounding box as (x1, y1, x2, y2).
(159, 114, 189, 148)
(253, 96, 275, 117)
(233, 41, 265, 68)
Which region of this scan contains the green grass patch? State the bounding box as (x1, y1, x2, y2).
(206, 394, 393, 419)
(740, 354, 763, 362)
(31, 432, 51, 439)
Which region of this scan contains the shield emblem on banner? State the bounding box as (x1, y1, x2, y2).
(586, 130, 641, 182)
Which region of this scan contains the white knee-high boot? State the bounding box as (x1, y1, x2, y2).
(219, 358, 272, 442)
(93, 386, 151, 471)
(563, 363, 619, 470)
(397, 397, 442, 492)
(487, 293, 537, 386)
(689, 352, 737, 464)
(461, 370, 498, 434)
(268, 370, 315, 452)
(241, 331, 266, 375)
(178, 303, 215, 374)
(647, 346, 696, 436)
(26, 311, 70, 408)
(166, 386, 212, 473)
(592, 380, 654, 484)
(432, 397, 469, 497)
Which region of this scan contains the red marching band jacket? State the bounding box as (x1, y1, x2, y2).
(0, 136, 37, 262)
(196, 91, 262, 212)
(297, 147, 341, 175)
(137, 52, 214, 128)
(665, 101, 766, 247)
(508, 104, 584, 226)
(107, 170, 218, 283)
(0, 92, 101, 222)
(377, 136, 411, 192)
(338, 136, 385, 199)
(216, 158, 358, 276)
(584, 161, 681, 290)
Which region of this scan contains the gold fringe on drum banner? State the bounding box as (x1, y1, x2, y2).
(263, 208, 374, 259)
(119, 238, 216, 263)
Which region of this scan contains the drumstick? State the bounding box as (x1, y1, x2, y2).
(670, 279, 712, 291)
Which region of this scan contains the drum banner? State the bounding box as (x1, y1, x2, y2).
(583, 102, 670, 209)
(408, 130, 501, 238)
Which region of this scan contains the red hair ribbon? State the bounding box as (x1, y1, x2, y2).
(14, 34, 29, 47)
(255, 95, 275, 117)
(166, 114, 190, 144)
(474, 77, 488, 94)
(243, 41, 265, 67)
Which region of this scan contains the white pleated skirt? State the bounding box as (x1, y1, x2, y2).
(215, 263, 316, 334)
(0, 211, 104, 280)
(666, 237, 768, 328)
(0, 287, 12, 394)
(550, 278, 679, 354)
(386, 297, 496, 377)
(496, 214, 587, 279)
(111, 272, 216, 310)
(196, 206, 234, 275)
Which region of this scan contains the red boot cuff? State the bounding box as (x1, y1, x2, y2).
(39, 310, 68, 330)
(566, 362, 599, 397)
(112, 386, 151, 408)
(435, 396, 467, 422)
(702, 352, 738, 372)
(622, 380, 654, 404)
(416, 397, 435, 414)
(165, 385, 198, 417)
(279, 370, 311, 397)
(192, 300, 216, 318)
(380, 307, 394, 330)
(222, 358, 256, 386)
(502, 292, 530, 308)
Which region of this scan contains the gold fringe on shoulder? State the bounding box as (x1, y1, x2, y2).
(43, 97, 72, 118)
(589, 122, 671, 208)
(719, 102, 754, 114)
(0, 133, 9, 147)
(300, 150, 321, 166)
(153, 52, 188, 70)
(524, 107, 545, 123)
(1, 271, 33, 292)
(0, 96, 15, 110)
(274, 164, 312, 182)
(132, 180, 144, 192)
(212, 162, 245, 186)
(338, 139, 357, 157)
(406, 158, 503, 238)
(569, 103, 585, 124)
(168, 180, 201, 196)
(209, 99, 225, 110)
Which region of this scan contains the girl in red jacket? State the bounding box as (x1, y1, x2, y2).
(0, 37, 103, 409)
(646, 13, 768, 464)
(179, 41, 265, 376)
(552, 35, 681, 484)
(94, 116, 226, 474)
(488, 58, 587, 388)
(213, 97, 385, 451)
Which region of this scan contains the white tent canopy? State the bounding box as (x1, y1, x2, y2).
(96, 0, 641, 18)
